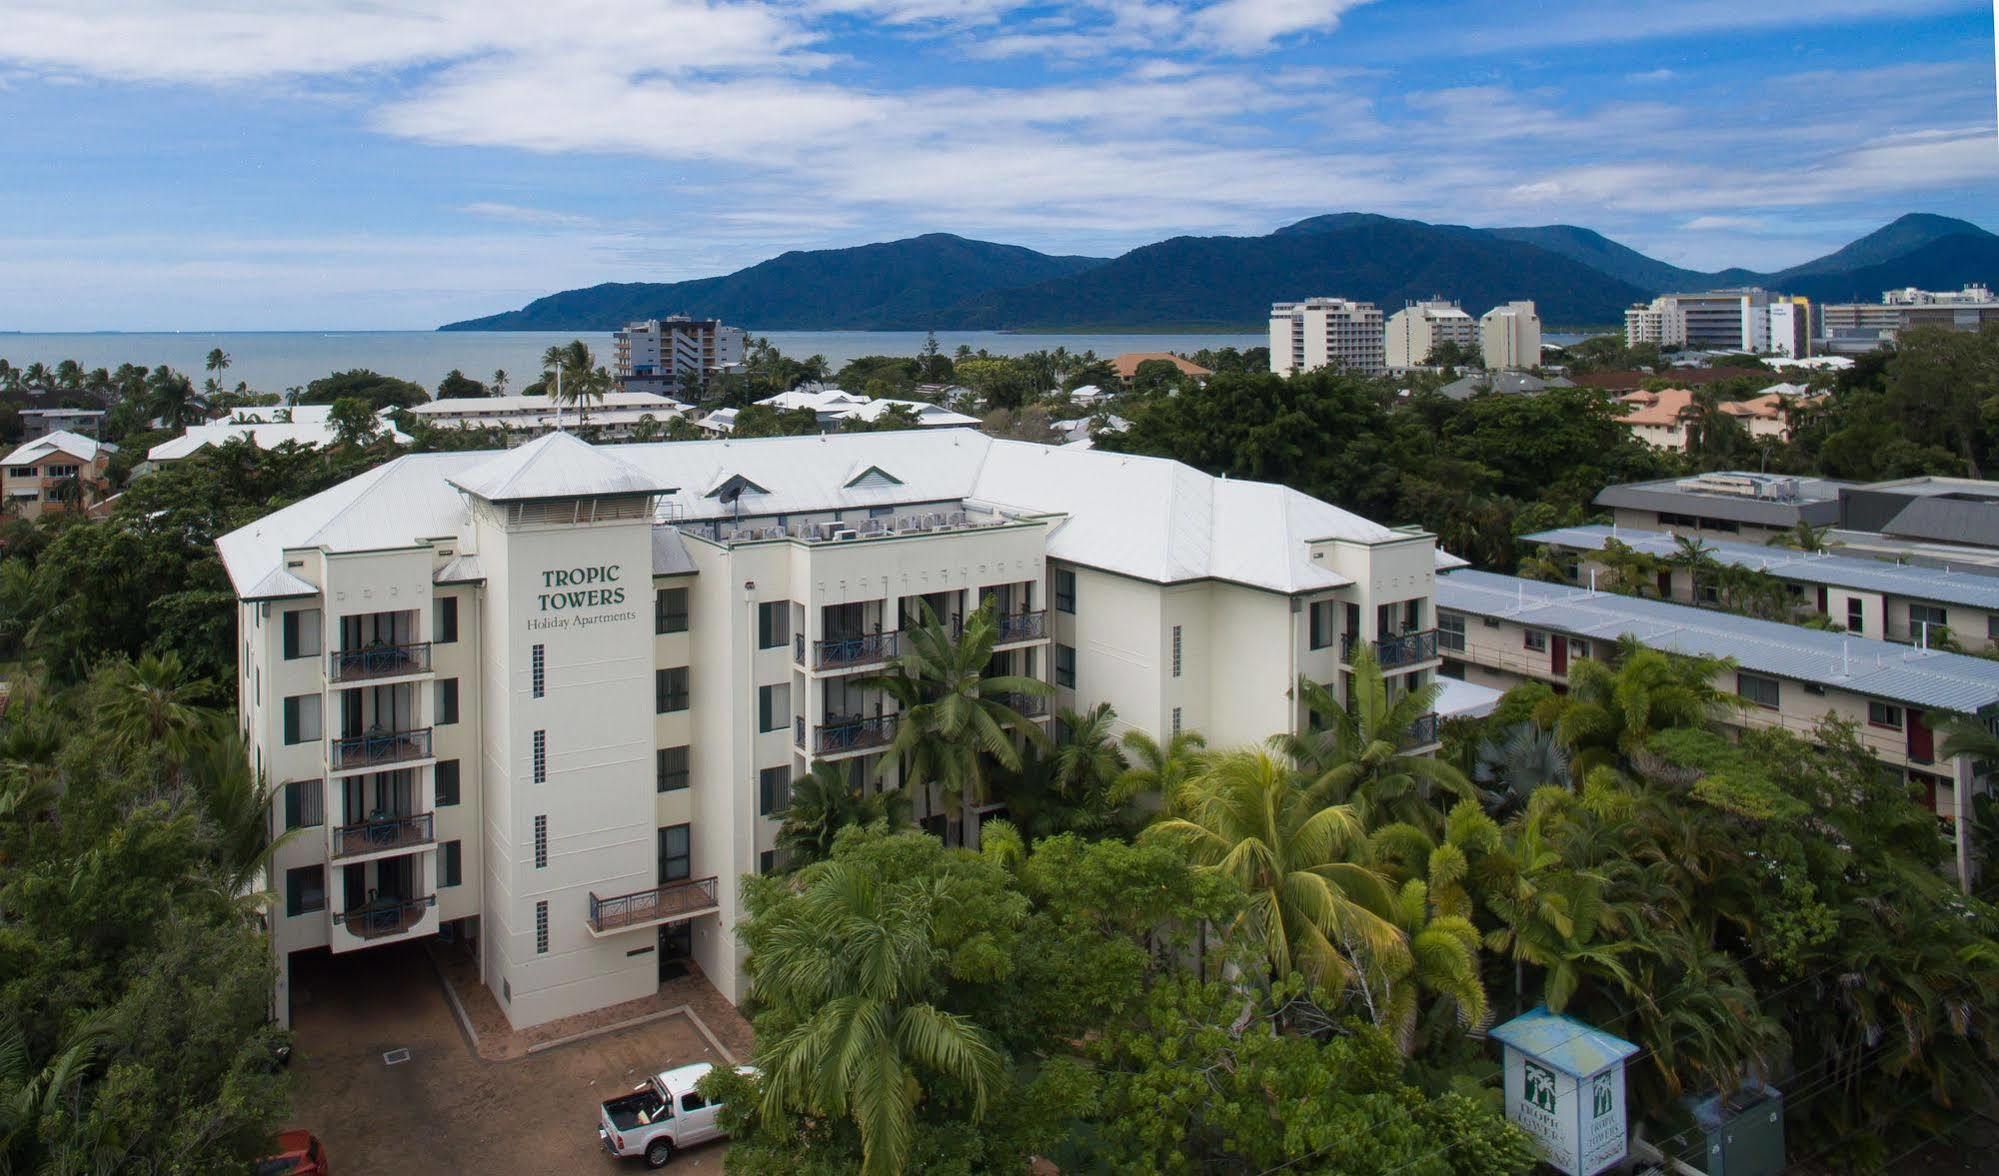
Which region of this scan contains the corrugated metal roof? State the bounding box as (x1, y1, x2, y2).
(1438, 569, 1999, 716)
(1593, 474, 1847, 527)
(2, 430, 102, 466)
(434, 555, 484, 585)
(446, 431, 676, 502)
(1524, 524, 1999, 610)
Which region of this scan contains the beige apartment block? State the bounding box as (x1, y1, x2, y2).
(1479, 301, 1541, 370)
(1384, 299, 1476, 371)
(1270, 297, 1386, 376)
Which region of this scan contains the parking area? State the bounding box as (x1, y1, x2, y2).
(287, 942, 731, 1173)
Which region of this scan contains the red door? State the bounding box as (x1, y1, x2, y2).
(1908, 710, 1934, 765)
(1551, 637, 1569, 678)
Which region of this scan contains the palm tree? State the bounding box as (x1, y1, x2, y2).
(53, 359, 82, 392)
(1473, 723, 1572, 815)
(145, 365, 203, 429)
(749, 861, 1005, 1176)
(1111, 727, 1208, 813)
(866, 603, 1050, 839)
(1143, 748, 1402, 995)
(1050, 702, 1125, 800)
(1281, 648, 1472, 831)
(1539, 638, 1731, 775)
(205, 347, 231, 387)
(1364, 878, 1487, 1052)
(1766, 521, 1834, 553)
(1477, 800, 1639, 1013)
(0, 1012, 115, 1168)
(491, 369, 509, 396)
(775, 762, 913, 867)
(98, 651, 211, 761)
(1667, 534, 1718, 604)
(20, 362, 51, 394)
(186, 724, 297, 907)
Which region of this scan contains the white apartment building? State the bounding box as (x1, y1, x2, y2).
(1624, 289, 1774, 352)
(1479, 301, 1541, 370)
(222, 430, 1450, 1031)
(1384, 299, 1477, 371)
(1767, 297, 1811, 358)
(614, 318, 749, 396)
(404, 392, 689, 441)
(1270, 298, 1386, 377)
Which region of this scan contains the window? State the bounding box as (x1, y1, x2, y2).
(1170, 625, 1183, 677)
(759, 850, 779, 875)
(1439, 614, 1466, 653)
(759, 765, 792, 816)
(533, 814, 548, 868)
(281, 609, 321, 660)
(283, 779, 323, 830)
(435, 678, 460, 725)
(282, 694, 321, 745)
(758, 601, 789, 649)
(1309, 600, 1336, 650)
(680, 1092, 709, 1114)
(286, 865, 325, 917)
(434, 596, 459, 644)
(659, 824, 691, 882)
(1171, 707, 1182, 735)
(1054, 569, 1076, 614)
(1989, 614, 1999, 642)
(1736, 672, 1780, 710)
(1523, 629, 1547, 654)
(1868, 701, 1905, 730)
(656, 667, 689, 714)
(441, 840, 462, 887)
(531, 645, 545, 698)
(435, 759, 461, 806)
(1054, 643, 1076, 688)
(1847, 598, 1864, 632)
(657, 746, 690, 793)
(757, 683, 789, 733)
(1910, 603, 1947, 643)
(655, 587, 689, 634)
(532, 730, 546, 783)
(535, 901, 549, 954)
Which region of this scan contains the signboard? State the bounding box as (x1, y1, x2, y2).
(1492, 1009, 1635, 1176)
(530, 564, 636, 632)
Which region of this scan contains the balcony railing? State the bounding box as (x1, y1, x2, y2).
(329, 727, 433, 771)
(334, 894, 435, 939)
(815, 714, 895, 755)
(814, 631, 901, 671)
(588, 876, 720, 934)
(329, 642, 432, 683)
(998, 691, 1051, 719)
(1401, 713, 1441, 750)
(332, 812, 435, 859)
(992, 610, 1048, 644)
(1342, 629, 1439, 669)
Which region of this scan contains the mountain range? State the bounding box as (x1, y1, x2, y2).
(438, 212, 1999, 333)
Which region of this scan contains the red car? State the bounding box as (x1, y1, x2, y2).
(254, 1131, 329, 1175)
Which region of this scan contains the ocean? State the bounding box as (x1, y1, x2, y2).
(0, 330, 1268, 395)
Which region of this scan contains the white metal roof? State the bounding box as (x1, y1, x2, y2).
(3, 430, 102, 466)
(1438, 569, 1999, 716)
(219, 431, 1426, 600)
(1524, 524, 1999, 611)
(406, 392, 685, 418)
(147, 419, 413, 462)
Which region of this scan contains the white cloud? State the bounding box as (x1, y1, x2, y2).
(459, 202, 601, 228)
(1190, 0, 1375, 53)
(1682, 215, 1765, 231)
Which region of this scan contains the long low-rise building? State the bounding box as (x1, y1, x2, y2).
(404, 392, 689, 440)
(144, 414, 413, 469)
(1522, 524, 1999, 651)
(220, 429, 1451, 1031)
(1436, 569, 1994, 879)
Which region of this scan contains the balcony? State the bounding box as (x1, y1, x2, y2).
(815, 714, 895, 756)
(587, 876, 720, 936)
(997, 691, 1051, 719)
(329, 727, 434, 772)
(328, 642, 432, 683)
(992, 610, 1048, 645)
(334, 894, 436, 940)
(1342, 629, 1439, 670)
(811, 631, 901, 672)
(1401, 713, 1441, 751)
(332, 812, 435, 860)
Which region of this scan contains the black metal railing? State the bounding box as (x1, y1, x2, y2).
(329, 642, 432, 683)
(815, 714, 895, 755)
(1401, 713, 1441, 750)
(998, 691, 1051, 719)
(332, 812, 435, 859)
(329, 727, 433, 771)
(1342, 629, 1439, 669)
(335, 894, 435, 939)
(588, 876, 719, 934)
(814, 631, 900, 671)
(993, 610, 1048, 644)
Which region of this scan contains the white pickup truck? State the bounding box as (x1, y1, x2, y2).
(597, 1061, 753, 1168)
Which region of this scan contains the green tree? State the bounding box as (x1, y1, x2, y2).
(775, 761, 912, 867)
(436, 368, 487, 399)
(1283, 648, 1473, 831)
(327, 396, 382, 447)
(299, 368, 426, 411)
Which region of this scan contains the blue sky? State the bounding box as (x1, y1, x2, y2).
(0, 0, 1993, 330)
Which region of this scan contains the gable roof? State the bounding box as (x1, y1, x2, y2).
(2, 430, 102, 466)
(446, 430, 675, 502)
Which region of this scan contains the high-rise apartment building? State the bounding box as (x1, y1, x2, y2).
(614, 318, 748, 396)
(1269, 298, 1386, 376)
(224, 429, 1448, 1031)
(1383, 299, 1476, 370)
(1478, 301, 1541, 370)
(1767, 297, 1812, 358)
(1623, 289, 1773, 352)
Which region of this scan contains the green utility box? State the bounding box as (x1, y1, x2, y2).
(1684, 1081, 1784, 1176)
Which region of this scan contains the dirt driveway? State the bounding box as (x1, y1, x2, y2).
(287, 943, 730, 1174)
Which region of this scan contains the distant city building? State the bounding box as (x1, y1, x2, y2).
(18, 407, 106, 441)
(1270, 297, 1385, 377)
(1766, 296, 1812, 358)
(404, 392, 689, 441)
(697, 387, 981, 435)
(613, 318, 747, 396)
(1479, 301, 1541, 370)
(2, 430, 114, 521)
(1821, 285, 1999, 354)
(1623, 289, 1774, 352)
(1384, 299, 1476, 371)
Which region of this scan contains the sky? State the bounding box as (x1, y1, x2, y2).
(0, 0, 1993, 330)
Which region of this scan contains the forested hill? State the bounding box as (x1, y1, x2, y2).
(440, 211, 1997, 332)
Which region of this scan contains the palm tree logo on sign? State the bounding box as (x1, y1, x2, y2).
(1524, 1059, 1559, 1114)
(1592, 1072, 1615, 1119)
